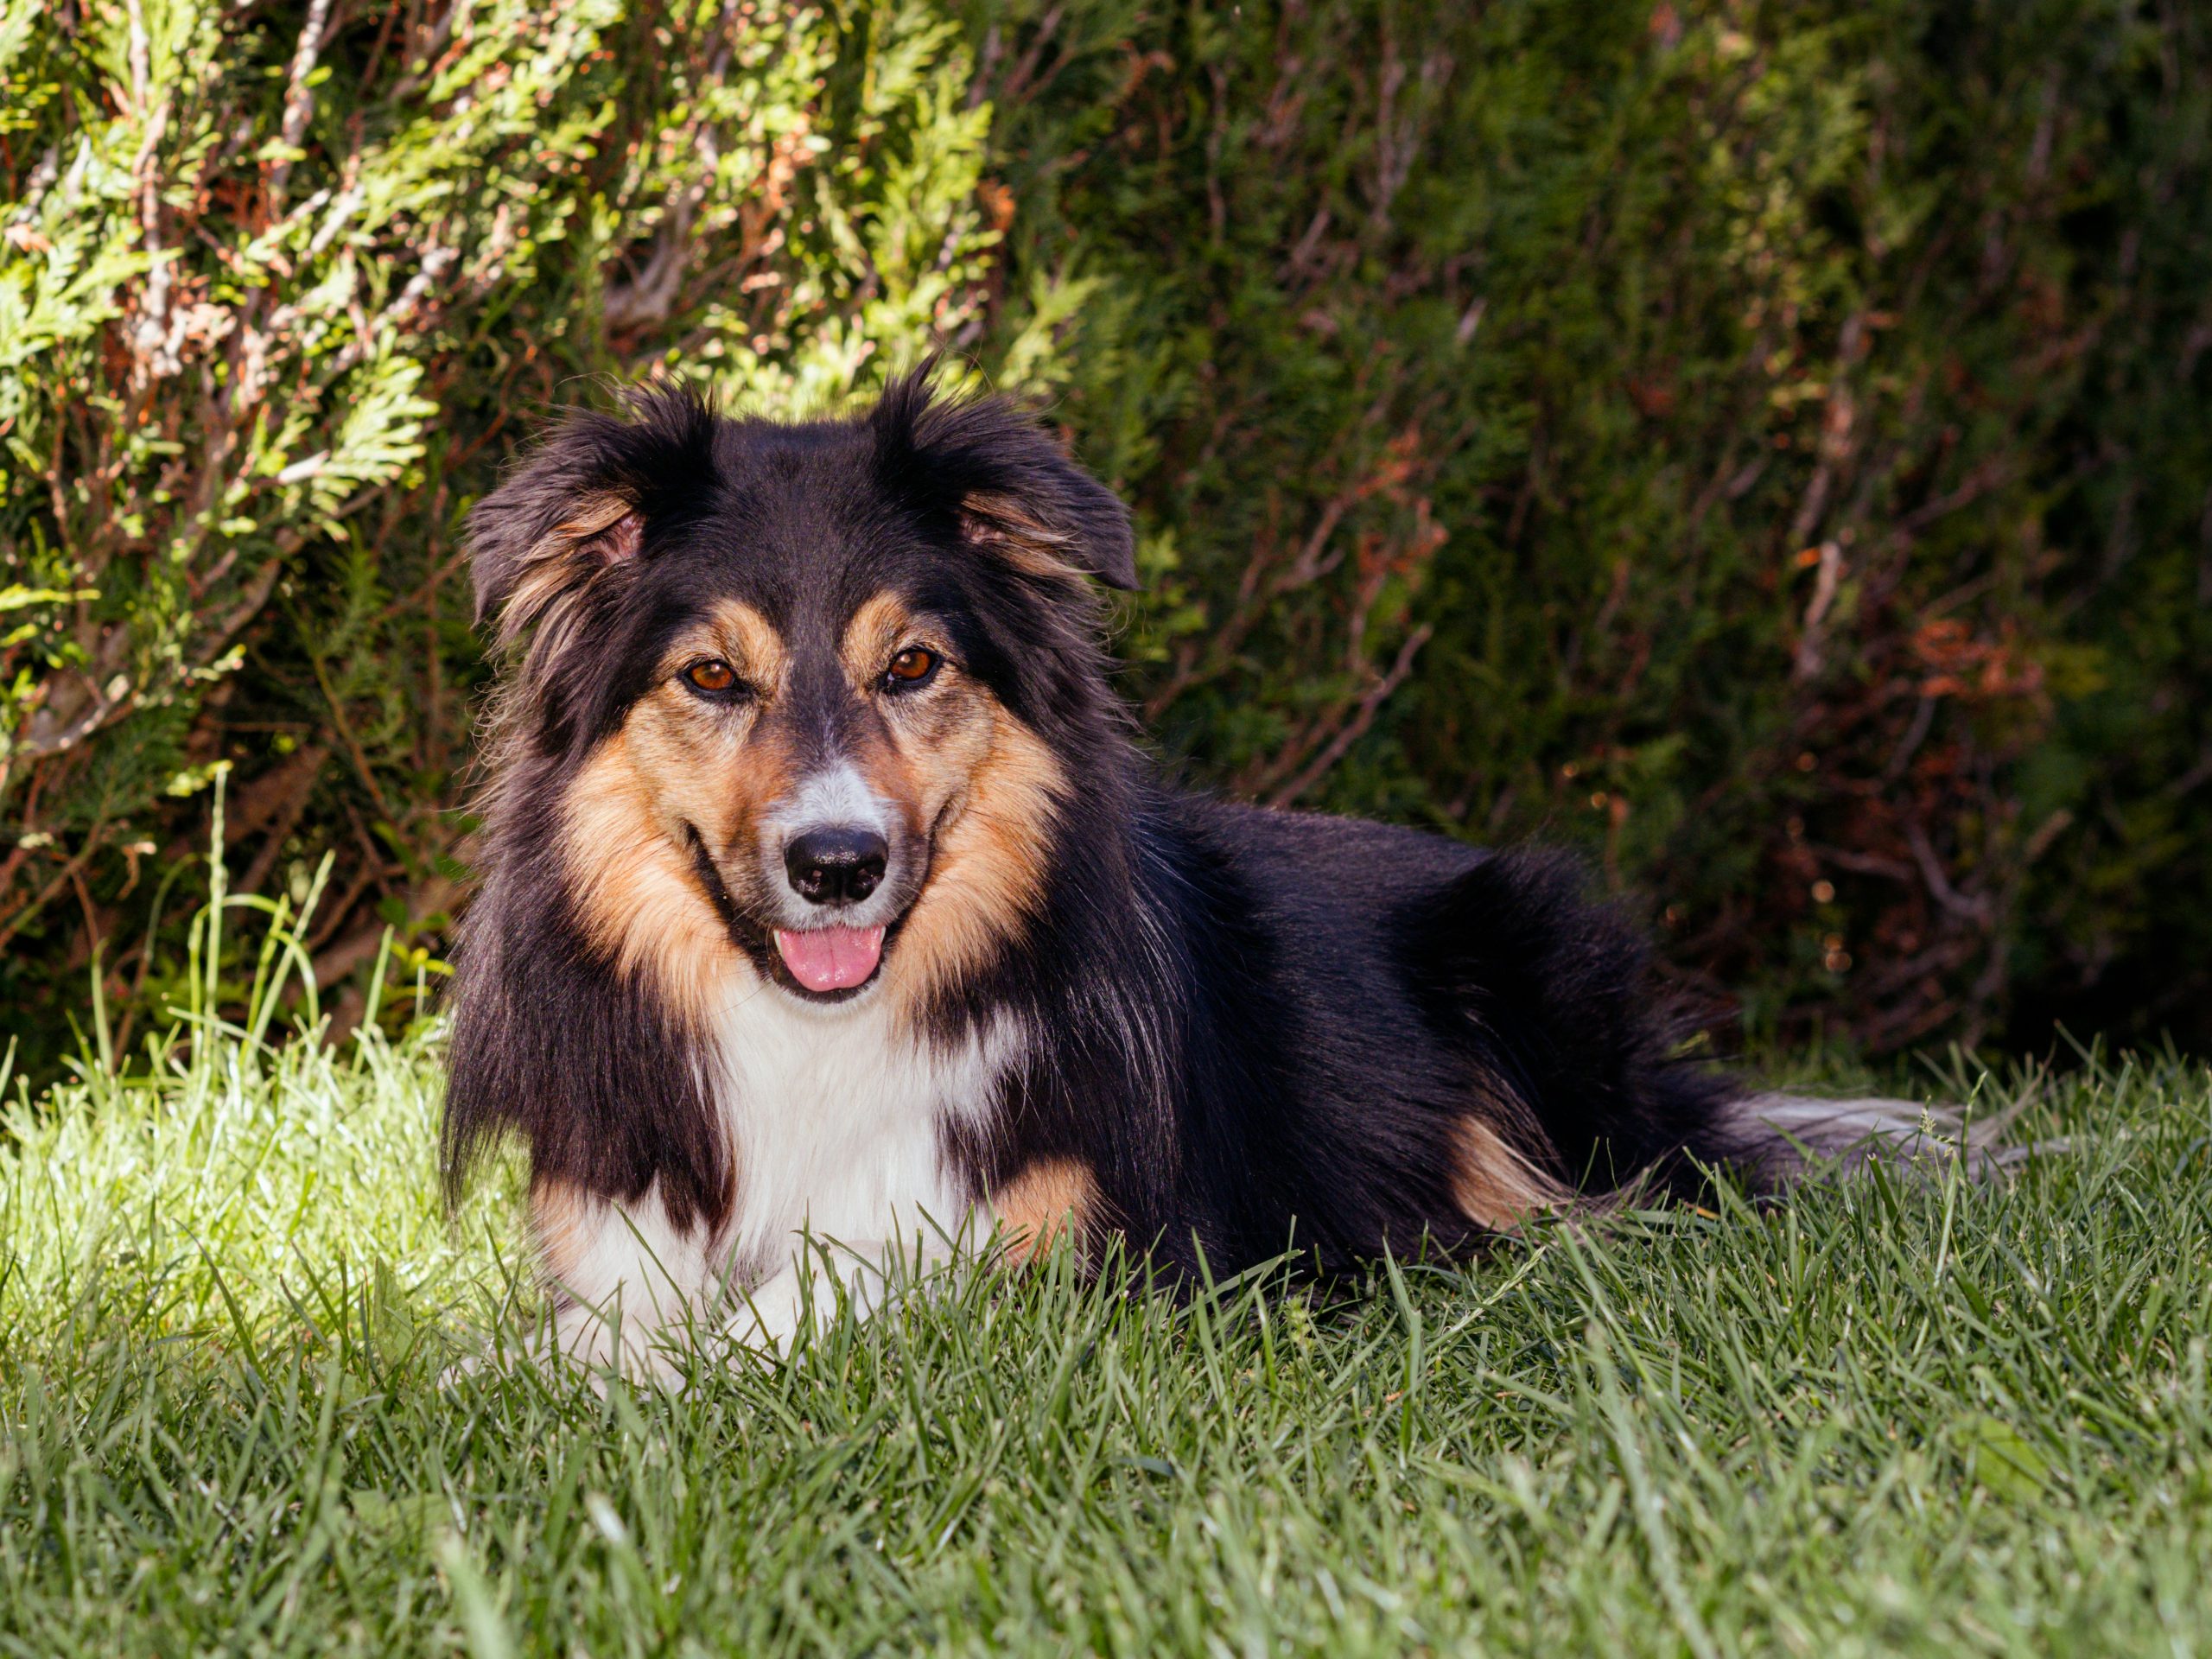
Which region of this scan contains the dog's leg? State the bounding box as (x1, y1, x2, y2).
(531, 1178, 718, 1382)
(728, 1167, 1100, 1353)
(726, 1254, 855, 1354)
(726, 1211, 985, 1354)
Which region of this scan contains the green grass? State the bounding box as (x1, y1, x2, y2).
(2, 1010, 2207, 1656)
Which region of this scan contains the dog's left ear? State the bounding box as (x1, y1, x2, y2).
(871, 364, 1138, 591)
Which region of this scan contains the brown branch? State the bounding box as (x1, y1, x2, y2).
(1268, 624, 1432, 808)
(0, 823, 106, 958)
(237, 745, 331, 895)
(308, 870, 462, 987)
(1904, 819, 1992, 925)
(1791, 538, 1843, 683)
(2160, 747, 2212, 802)
(1783, 310, 1867, 553)
(307, 647, 398, 824)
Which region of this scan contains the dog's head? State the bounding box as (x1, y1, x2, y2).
(467, 367, 1134, 1015)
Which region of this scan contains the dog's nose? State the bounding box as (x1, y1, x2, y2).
(784, 826, 888, 906)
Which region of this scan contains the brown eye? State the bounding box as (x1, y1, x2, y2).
(885, 646, 940, 690)
(683, 658, 741, 695)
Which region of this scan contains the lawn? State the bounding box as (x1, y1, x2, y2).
(1, 1010, 2206, 1656)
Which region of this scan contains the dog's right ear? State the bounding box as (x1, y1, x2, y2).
(468, 483, 640, 645)
(467, 386, 711, 645)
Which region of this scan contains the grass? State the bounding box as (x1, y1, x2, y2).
(2, 984, 2208, 1655)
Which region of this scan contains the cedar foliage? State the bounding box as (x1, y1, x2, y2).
(3, 0, 2208, 1074)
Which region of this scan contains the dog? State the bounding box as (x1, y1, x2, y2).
(443, 366, 1948, 1377)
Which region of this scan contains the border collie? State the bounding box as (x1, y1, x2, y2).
(444, 367, 1945, 1376)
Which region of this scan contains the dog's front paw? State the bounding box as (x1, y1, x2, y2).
(727, 1264, 812, 1357)
(436, 1344, 493, 1391)
(440, 1306, 697, 1395)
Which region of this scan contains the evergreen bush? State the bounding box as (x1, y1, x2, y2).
(3, 0, 2206, 1075)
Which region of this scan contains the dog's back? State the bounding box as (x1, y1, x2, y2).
(1003, 794, 1774, 1275)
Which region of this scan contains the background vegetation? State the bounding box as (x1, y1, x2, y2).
(4, 0, 2209, 1074)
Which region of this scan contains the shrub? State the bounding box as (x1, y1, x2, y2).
(3, 0, 2207, 1077)
(0, 0, 1044, 1065)
(975, 0, 2212, 1052)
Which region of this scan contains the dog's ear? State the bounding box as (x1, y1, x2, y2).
(871, 362, 1138, 591)
(467, 386, 711, 643)
(468, 484, 641, 645)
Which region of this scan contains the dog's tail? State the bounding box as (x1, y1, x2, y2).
(1699, 1091, 2018, 1189)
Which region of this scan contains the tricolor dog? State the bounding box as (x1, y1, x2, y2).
(444, 368, 1943, 1377)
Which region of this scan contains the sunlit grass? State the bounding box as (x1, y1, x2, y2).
(1, 877, 2207, 1655)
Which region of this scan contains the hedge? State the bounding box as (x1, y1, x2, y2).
(3, 0, 2207, 1077)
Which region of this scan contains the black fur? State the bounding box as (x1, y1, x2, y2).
(446, 367, 1789, 1279)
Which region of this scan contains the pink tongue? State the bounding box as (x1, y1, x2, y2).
(774, 925, 885, 993)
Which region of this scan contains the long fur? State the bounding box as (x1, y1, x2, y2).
(443, 368, 1969, 1369)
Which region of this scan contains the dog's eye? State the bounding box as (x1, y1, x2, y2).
(884, 647, 940, 690)
(683, 658, 743, 696)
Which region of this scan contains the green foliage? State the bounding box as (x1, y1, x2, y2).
(973, 0, 2212, 1053)
(0, 0, 1029, 1065)
(3, 972, 2209, 1649)
(3, 0, 2209, 1073)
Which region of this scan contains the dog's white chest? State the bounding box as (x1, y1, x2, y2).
(710, 988, 1014, 1273)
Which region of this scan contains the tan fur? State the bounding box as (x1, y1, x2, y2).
(821, 593, 1069, 1019)
(532, 1177, 604, 1286)
(555, 493, 640, 542)
(561, 734, 741, 1024)
(1449, 1116, 1568, 1230)
(883, 707, 1064, 1016)
(699, 596, 790, 696)
(502, 493, 639, 641)
(992, 1158, 1097, 1262)
(559, 598, 796, 1020)
(839, 590, 918, 687)
(563, 588, 1062, 1029)
(960, 491, 1091, 585)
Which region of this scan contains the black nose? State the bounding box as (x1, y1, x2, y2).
(783, 826, 888, 906)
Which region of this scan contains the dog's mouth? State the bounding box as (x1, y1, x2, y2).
(772, 925, 885, 994)
(683, 824, 919, 1004)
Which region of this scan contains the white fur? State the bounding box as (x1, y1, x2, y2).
(757, 761, 910, 934)
(545, 972, 1023, 1380)
(716, 982, 1014, 1263)
(543, 1179, 717, 1374)
(765, 761, 892, 842)
(1725, 1093, 2002, 1176)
